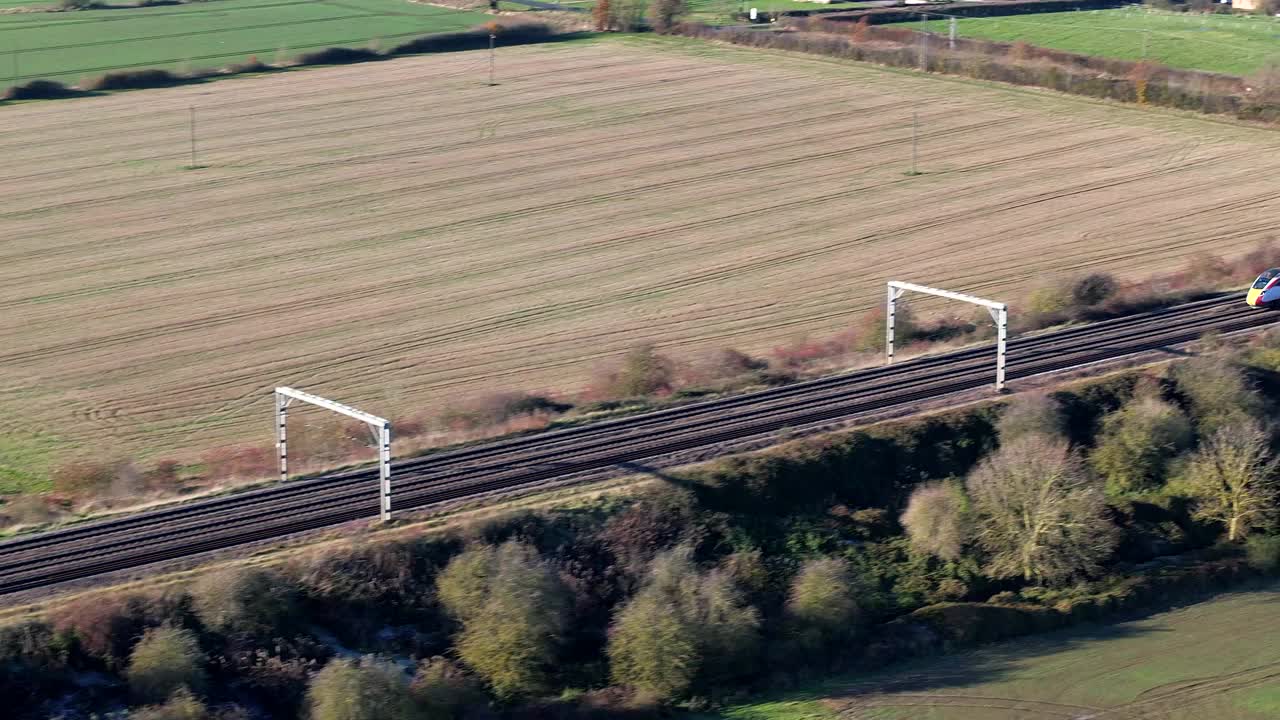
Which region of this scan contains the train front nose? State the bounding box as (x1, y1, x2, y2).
(1247, 288, 1264, 307)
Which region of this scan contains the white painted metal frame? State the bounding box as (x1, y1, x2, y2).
(886, 281, 1008, 390)
(275, 386, 393, 522)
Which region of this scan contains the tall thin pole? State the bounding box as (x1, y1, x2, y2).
(189, 106, 197, 168)
(996, 307, 1007, 391)
(949, 17, 956, 51)
(276, 392, 289, 482)
(488, 32, 496, 86)
(911, 109, 918, 175)
(379, 424, 392, 522)
(886, 285, 897, 364)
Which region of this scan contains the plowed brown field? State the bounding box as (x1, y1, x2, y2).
(4, 37, 1280, 477)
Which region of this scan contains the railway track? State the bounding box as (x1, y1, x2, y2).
(0, 293, 1272, 597)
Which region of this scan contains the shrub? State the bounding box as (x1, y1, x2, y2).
(438, 541, 569, 699)
(0, 494, 55, 527)
(901, 480, 968, 561)
(1069, 273, 1118, 308)
(294, 47, 382, 66)
(650, 0, 686, 33)
(607, 548, 759, 702)
(306, 656, 418, 720)
(3, 80, 83, 100)
(996, 392, 1065, 442)
(410, 657, 485, 718)
(127, 626, 206, 703)
(602, 344, 676, 398)
(131, 688, 209, 720)
(1245, 534, 1280, 573)
(190, 566, 297, 638)
(83, 69, 185, 91)
(1171, 356, 1262, 436)
(51, 459, 118, 495)
(49, 593, 141, 667)
(908, 602, 1064, 648)
(784, 557, 860, 661)
(0, 621, 70, 710)
(1090, 394, 1192, 495)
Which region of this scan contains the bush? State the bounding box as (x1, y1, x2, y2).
(996, 392, 1065, 442)
(131, 688, 209, 720)
(901, 480, 968, 561)
(784, 557, 860, 661)
(0, 621, 70, 711)
(190, 567, 297, 638)
(1171, 356, 1262, 436)
(603, 344, 676, 398)
(907, 602, 1064, 648)
(1245, 535, 1280, 573)
(294, 47, 382, 66)
(127, 626, 207, 703)
(306, 656, 418, 720)
(51, 459, 118, 495)
(83, 69, 185, 91)
(1069, 273, 1118, 308)
(607, 548, 759, 701)
(438, 541, 569, 699)
(1090, 394, 1192, 496)
(410, 657, 486, 718)
(3, 80, 84, 101)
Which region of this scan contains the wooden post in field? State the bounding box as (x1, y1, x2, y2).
(488, 29, 496, 86)
(949, 17, 957, 51)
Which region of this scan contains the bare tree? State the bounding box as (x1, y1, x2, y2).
(1182, 422, 1279, 542)
(900, 480, 969, 561)
(966, 435, 1116, 583)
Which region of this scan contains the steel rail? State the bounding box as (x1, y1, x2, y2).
(0, 293, 1270, 595)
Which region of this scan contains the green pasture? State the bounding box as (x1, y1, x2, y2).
(682, 0, 873, 24)
(706, 580, 1280, 720)
(907, 7, 1280, 76)
(0, 0, 492, 86)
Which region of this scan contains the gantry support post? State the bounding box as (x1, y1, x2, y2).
(274, 386, 394, 521)
(886, 281, 1009, 391)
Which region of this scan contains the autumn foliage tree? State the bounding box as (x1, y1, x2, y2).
(593, 0, 612, 30)
(1090, 394, 1192, 495)
(783, 558, 860, 660)
(966, 435, 1116, 583)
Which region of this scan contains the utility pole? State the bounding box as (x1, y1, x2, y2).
(949, 17, 957, 51)
(188, 106, 198, 169)
(488, 31, 496, 86)
(910, 109, 918, 175)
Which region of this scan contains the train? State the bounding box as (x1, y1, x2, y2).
(1248, 268, 1280, 308)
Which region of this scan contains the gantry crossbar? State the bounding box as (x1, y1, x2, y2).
(886, 281, 1008, 390)
(275, 386, 393, 522)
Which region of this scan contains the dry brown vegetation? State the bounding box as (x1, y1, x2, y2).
(4, 38, 1280, 474)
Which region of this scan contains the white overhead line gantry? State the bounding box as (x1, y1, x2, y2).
(886, 281, 1008, 391)
(275, 386, 393, 522)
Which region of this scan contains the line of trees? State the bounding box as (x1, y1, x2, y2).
(8, 349, 1280, 719)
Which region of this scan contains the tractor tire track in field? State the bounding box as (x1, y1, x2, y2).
(5, 43, 1280, 459)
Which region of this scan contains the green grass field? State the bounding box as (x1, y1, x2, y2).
(683, 0, 873, 24)
(709, 581, 1280, 720)
(909, 7, 1280, 76)
(0, 0, 492, 86)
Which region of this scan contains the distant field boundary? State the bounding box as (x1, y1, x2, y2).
(675, 21, 1279, 122)
(811, 0, 1129, 23)
(2, 21, 582, 103)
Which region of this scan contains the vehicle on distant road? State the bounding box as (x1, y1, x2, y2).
(1247, 268, 1280, 308)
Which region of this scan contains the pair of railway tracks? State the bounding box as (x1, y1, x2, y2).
(0, 293, 1270, 597)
